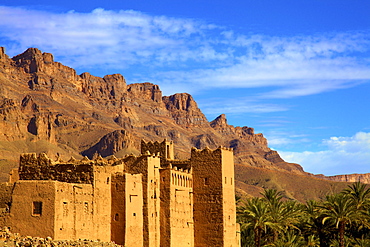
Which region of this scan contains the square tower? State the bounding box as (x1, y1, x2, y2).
(190, 147, 239, 247)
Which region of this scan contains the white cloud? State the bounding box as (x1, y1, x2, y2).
(0, 6, 369, 99)
(279, 132, 370, 176)
(0, 6, 223, 68)
(201, 101, 288, 115)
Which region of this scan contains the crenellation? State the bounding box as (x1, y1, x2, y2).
(2, 140, 240, 247)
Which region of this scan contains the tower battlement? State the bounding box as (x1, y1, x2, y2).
(141, 139, 174, 160)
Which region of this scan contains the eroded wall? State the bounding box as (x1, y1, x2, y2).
(19, 154, 94, 184)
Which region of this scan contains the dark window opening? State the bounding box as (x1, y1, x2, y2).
(33, 201, 42, 216)
(84, 202, 89, 214)
(114, 213, 119, 221)
(204, 177, 209, 185)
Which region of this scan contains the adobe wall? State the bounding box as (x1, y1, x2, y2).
(191, 147, 224, 247)
(123, 173, 143, 247)
(111, 173, 143, 246)
(6, 181, 56, 238)
(221, 149, 239, 247)
(53, 182, 94, 241)
(0, 182, 13, 210)
(91, 166, 113, 242)
(160, 166, 194, 247)
(111, 173, 126, 245)
(124, 154, 161, 247)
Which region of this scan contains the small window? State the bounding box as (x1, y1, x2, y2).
(133, 213, 136, 216)
(33, 201, 42, 216)
(225, 177, 227, 184)
(84, 202, 89, 214)
(106, 177, 110, 184)
(204, 177, 209, 185)
(114, 213, 119, 221)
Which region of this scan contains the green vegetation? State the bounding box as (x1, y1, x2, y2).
(237, 182, 370, 247)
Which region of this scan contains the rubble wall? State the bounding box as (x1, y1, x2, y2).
(19, 154, 94, 184)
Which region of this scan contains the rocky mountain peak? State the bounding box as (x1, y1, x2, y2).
(162, 93, 209, 127)
(11, 48, 53, 73)
(210, 114, 228, 128)
(127, 82, 162, 102)
(80, 72, 127, 102)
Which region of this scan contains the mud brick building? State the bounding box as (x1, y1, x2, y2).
(0, 140, 240, 247)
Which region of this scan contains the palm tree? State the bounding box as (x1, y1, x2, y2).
(351, 235, 370, 247)
(264, 230, 305, 247)
(262, 189, 301, 242)
(321, 193, 361, 247)
(342, 181, 370, 210)
(342, 182, 370, 239)
(301, 200, 331, 247)
(237, 197, 272, 247)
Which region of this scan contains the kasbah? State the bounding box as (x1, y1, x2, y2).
(0, 140, 240, 247)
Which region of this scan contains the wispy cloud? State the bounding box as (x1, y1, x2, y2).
(0, 6, 223, 68)
(265, 130, 311, 148)
(200, 100, 288, 116)
(0, 6, 369, 99)
(279, 132, 370, 176)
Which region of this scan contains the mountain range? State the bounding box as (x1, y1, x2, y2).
(0, 47, 368, 201)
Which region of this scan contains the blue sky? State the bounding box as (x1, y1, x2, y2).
(0, 0, 370, 175)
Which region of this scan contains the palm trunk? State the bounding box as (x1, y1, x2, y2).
(338, 221, 345, 247)
(254, 227, 261, 247)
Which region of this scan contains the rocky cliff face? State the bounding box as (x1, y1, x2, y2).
(315, 173, 370, 184)
(0, 47, 363, 199)
(163, 93, 209, 127)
